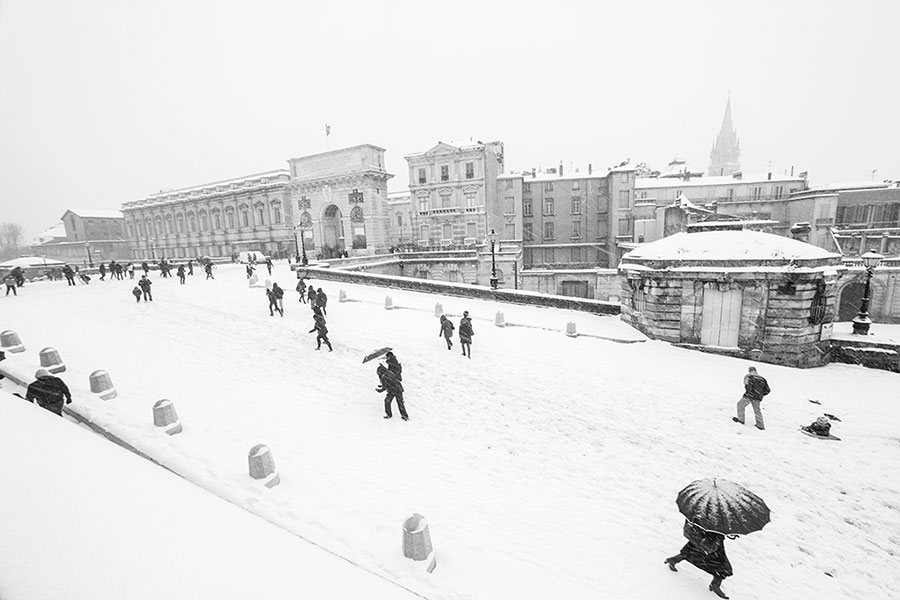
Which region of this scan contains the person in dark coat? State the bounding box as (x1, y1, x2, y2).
(99, 262, 107, 281)
(138, 274, 153, 301)
(309, 311, 332, 351)
(141, 261, 150, 275)
(265, 257, 273, 275)
(802, 416, 832, 437)
(316, 288, 328, 316)
(4, 274, 17, 296)
(132, 285, 143, 302)
(733, 366, 770, 430)
(376, 363, 408, 420)
(272, 282, 284, 316)
(63, 264, 76, 286)
(11, 266, 25, 287)
(79, 272, 91, 284)
(458, 310, 474, 358)
(187, 259, 194, 276)
(665, 520, 733, 599)
(296, 277, 307, 303)
(438, 314, 455, 350)
(308, 285, 317, 308)
(204, 261, 215, 279)
(177, 264, 186, 284)
(126, 263, 135, 279)
(385, 351, 402, 381)
(26, 368, 73, 416)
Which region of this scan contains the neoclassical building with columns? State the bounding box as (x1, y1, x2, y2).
(121, 170, 294, 260)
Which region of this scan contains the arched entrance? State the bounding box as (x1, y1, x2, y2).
(838, 282, 865, 321)
(322, 205, 344, 258)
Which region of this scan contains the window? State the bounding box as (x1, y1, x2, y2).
(442, 223, 452, 240)
(213, 211, 221, 230)
(523, 222, 534, 241)
(597, 219, 608, 238)
(523, 182, 531, 193)
(618, 217, 633, 236)
(465, 191, 477, 207)
(571, 197, 582, 215)
(441, 165, 449, 181)
(176, 215, 184, 234)
(620, 172, 629, 183)
(441, 192, 452, 208)
(505, 196, 515, 214)
(572, 221, 582, 240)
(753, 187, 762, 201)
(618, 190, 630, 209)
(775, 185, 784, 199)
(418, 168, 426, 184)
(418, 195, 429, 213)
(273, 205, 282, 224)
(523, 198, 533, 216)
(199, 212, 208, 231)
(397, 213, 403, 226)
(544, 248, 555, 264)
(505, 179, 514, 190)
(544, 181, 554, 192)
(504, 223, 516, 239)
(544, 197, 555, 216)
(466, 222, 476, 239)
(227, 211, 234, 229)
(727, 188, 734, 201)
(420, 224, 429, 241)
(639, 191, 647, 199)
(257, 207, 265, 224)
(465, 162, 474, 179)
(242, 210, 249, 227)
(543, 221, 555, 240)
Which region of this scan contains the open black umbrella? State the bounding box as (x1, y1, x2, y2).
(362, 347, 392, 364)
(677, 478, 770, 536)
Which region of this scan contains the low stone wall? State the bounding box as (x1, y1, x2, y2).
(296, 266, 620, 315)
(519, 269, 621, 302)
(829, 338, 900, 372)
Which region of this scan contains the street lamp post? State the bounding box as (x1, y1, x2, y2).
(299, 226, 309, 266)
(488, 228, 498, 290)
(851, 249, 884, 335)
(85, 243, 94, 268)
(293, 224, 302, 264)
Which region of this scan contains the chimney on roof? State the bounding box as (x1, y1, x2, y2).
(767, 172, 772, 181)
(559, 163, 564, 177)
(791, 165, 794, 177)
(532, 168, 536, 177)
(732, 171, 742, 180)
(588, 163, 592, 175)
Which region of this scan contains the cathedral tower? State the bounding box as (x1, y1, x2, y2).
(708, 96, 741, 176)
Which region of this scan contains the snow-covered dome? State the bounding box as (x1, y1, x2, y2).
(622, 230, 840, 268)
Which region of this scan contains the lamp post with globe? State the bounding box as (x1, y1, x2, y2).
(851, 249, 884, 335)
(487, 229, 498, 290)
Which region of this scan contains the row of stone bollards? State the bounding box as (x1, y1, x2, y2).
(4, 327, 440, 571)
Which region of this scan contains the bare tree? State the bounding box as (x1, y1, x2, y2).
(0, 222, 25, 260)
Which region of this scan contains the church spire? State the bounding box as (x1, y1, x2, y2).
(708, 95, 741, 177)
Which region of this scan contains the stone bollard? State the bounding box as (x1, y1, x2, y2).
(89, 370, 117, 400)
(248, 443, 280, 488)
(565, 321, 578, 338)
(265, 278, 272, 291)
(339, 289, 347, 303)
(402, 513, 436, 573)
(39, 347, 66, 373)
(494, 311, 506, 328)
(434, 303, 443, 317)
(152, 399, 183, 435)
(248, 273, 259, 288)
(385, 296, 394, 310)
(0, 330, 25, 353)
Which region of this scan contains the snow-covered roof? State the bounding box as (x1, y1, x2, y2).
(498, 170, 607, 183)
(65, 208, 123, 219)
(0, 256, 66, 269)
(801, 181, 894, 194)
(37, 222, 67, 239)
(636, 173, 804, 189)
(622, 230, 841, 264)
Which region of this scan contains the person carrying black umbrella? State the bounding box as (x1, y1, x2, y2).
(665, 520, 732, 598)
(376, 362, 407, 421)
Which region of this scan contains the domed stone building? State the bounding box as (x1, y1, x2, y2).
(618, 229, 844, 367)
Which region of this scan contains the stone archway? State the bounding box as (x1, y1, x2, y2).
(322, 204, 344, 258)
(838, 282, 865, 321)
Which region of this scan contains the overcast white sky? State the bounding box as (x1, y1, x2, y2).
(1, 0, 898, 241)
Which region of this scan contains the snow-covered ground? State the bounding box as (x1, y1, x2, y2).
(2, 263, 899, 599)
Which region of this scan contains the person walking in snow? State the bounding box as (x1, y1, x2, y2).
(271, 282, 284, 316)
(141, 261, 149, 276)
(26, 368, 73, 416)
(63, 264, 76, 286)
(204, 261, 215, 279)
(385, 351, 402, 381)
(187, 259, 194, 276)
(245, 263, 254, 279)
(438, 314, 455, 350)
(307, 285, 317, 308)
(296, 277, 307, 303)
(132, 285, 143, 303)
(665, 520, 733, 599)
(177, 264, 186, 285)
(265, 256, 273, 275)
(315, 287, 328, 316)
(733, 366, 770, 430)
(126, 263, 135, 279)
(138, 274, 153, 301)
(376, 362, 408, 421)
(4, 274, 17, 296)
(99, 262, 107, 281)
(458, 310, 474, 358)
(10, 266, 24, 287)
(309, 309, 332, 351)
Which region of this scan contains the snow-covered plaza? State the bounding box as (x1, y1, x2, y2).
(1, 262, 899, 599)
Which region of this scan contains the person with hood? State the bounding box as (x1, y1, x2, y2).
(664, 520, 733, 599)
(296, 277, 307, 303)
(11, 266, 25, 287)
(309, 308, 332, 351)
(138, 274, 153, 301)
(26, 368, 73, 416)
(316, 287, 328, 316)
(141, 261, 150, 275)
(385, 351, 402, 380)
(733, 366, 770, 430)
(802, 416, 833, 437)
(132, 285, 143, 303)
(204, 261, 215, 279)
(376, 362, 408, 421)
(308, 285, 317, 308)
(177, 264, 186, 285)
(438, 314, 455, 350)
(63, 264, 76, 286)
(4, 273, 17, 296)
(458, 310, 474, 358)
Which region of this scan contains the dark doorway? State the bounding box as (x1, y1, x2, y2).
(838, 282, 865, 321)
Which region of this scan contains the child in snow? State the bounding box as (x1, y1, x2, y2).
(309, 310, 332, 351)
(802, 416, 832, 437)
(132, 286, 143, 303)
